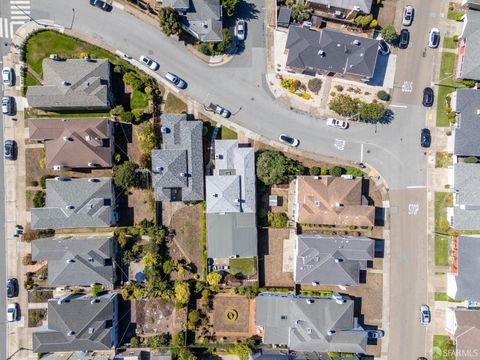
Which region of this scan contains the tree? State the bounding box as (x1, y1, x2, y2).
(354, 14, 373, 28)
(291, 2, 312, 23)
(175, 282, 190, 305)
(230, 343, 252, 360)
(380, 25, 399, 43)
(33, 191, 45, 208)
(329, 166, 344, 177)
(329, 94, 359, 117)
(256, 150, 287, 185)
(123, 72, 144, 91)
(221, 0, 239, 17)
(358, 102, 386, 122)
(113, 161, 139, 189)
(377, 90, 390, 101)
(136, 121, 159, 155)
(159, 7, 182, 36)
(309, 166, 321, 176)
(464, 156, 479, 163)
(172, 331, 185, 347)
(120, 111, 135, 123)
(267, 212, 288, 228)
(110, 104, 124, 116)
(307, 78, 322, 94)
(216, 28, 232, 53)
(91, 284, 104, 298)
(146, 334, 169, 349)
(188, 310, 201, 330)
(207, 271, 222, 286)
(130, 336, 139, 347)
(177, 348, 197, 360)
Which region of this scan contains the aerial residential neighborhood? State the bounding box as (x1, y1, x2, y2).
(0, 0, 479, 359)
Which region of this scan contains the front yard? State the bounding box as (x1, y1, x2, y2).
(435, 234, 450, 266)
(164, 93, 188, 114)
(435, 192, 453, 233)
(229, 258, 256, 277)
(433, 335, 456, 360)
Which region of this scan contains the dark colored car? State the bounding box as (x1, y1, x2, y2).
(422, 87, 434, 107)
(399, 29, 410, 49)
(4, 140, 16, 160)
(421, 128, 431, 148)
(89, 0, 112, 12)
(367, 330, 385, 339)
(7, 278, 18, 298)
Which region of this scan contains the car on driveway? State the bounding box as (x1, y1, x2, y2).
(7, 303, 18, 322)
(326, 118, 349, 129)
(165, 72, 186, 89)
(279, 134, 299, 147)
(2, 96, 13, 115)
(139, 56, 159, 71)
(378, 39, 390, 55)
(236, 19, 246, 41)
(2, 67, 13, 87)
(90, 0, 112, 11)
(420, 304, 431, 324)
(422, 87, 434, 107)
(367, 330, 384, 339)
(402, 5, 414, 26)
(4, 140, 16, 160)
(6, 278, 18, 298)
(399, 29, 410, 49)
(428, 28, 440, 48)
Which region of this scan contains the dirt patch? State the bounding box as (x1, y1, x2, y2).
(133, 299, 186, 337)
(28, 308, 47, 327)
(259, 228, 294, 288)
(27, 290, 53, 303)
(128, 189, 154, 225)
(126, 126, 143, 164)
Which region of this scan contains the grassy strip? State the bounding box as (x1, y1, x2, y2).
(435, 152, 452, 168)
(434, 192, 453, 233)
(165, 93, 188, 114)
(434, 292, 462, 302)
(200, 201, 207, 280)
(434, 234, 450, 266)
(24, 108, 110, 119)
(447, 9, 464, 21)
(221, 126, 237, 140)
(442, 37, 458, 50)
(130, 90, 149, 110)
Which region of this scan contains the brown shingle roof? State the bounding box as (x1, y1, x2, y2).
(29, 118, 113, 169)
(451, 308, 480, 360)
(295, 176, 374, 226)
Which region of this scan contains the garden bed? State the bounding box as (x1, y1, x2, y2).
(28, 309, 47, 327)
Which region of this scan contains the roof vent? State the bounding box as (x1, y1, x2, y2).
(160, 126, 169, 134)
(67, 331, 75, 336)
(91, 298, 99, 304)
(306, 328, 312, 334)
(476, 109, 480, 115)
(315, 200, 321, 207)
(317, 50, 325, 57)
(335, 202, 344, 208)
(311, 281, 319, 286)
(327, 330, 336, 336)
(353, 39, 361, 45)
(180, 172, 187, 177)
(62, 81, 70, 86)
(88, 178, 99, 183)
(65, 205, 74, 210)
(155, 167, 163, 174)
(57, 294, 70, 304)
(88, 257, 94, 262)
(235, 198, 241, 204)
(212, 193, 218, 197)
(85, 135, 91, 141)
(306, 299, 314, 304)
(54, 176, 65, 181)
(66, 259, 75, 263)
(314, 176, 320, 180)
(88, 327, 94, 334)
(87, 162, 96, 167)
(215, 154, 222, 159)
(334, 258, 344, 263)
(63, 136, 73, 141)
(53, 165, 66, 171)
(61, 118, 67, 122)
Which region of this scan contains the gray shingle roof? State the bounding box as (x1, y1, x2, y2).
(452, 89, 480, 156)
(459, 10, 480, 80)
(449, 235, 480, 301)
(255, 293, 367, 353)
(31, 178, 115, 230)
(452, 163, 480, 230)
(286, 26, 379, 79)
(31, 237, 115, 288)
(206, 213, 257, 258)
(307, 0, 373, 13)
(295, 234, 374, 286)
(27, 59, 111, 111)
(32, 293, 118, 353)
(152, 114, 204, 202)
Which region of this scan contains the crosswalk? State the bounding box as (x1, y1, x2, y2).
(0, 0, 31, 39)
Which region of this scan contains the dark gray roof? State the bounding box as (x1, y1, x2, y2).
(152, 114, 204, 202)
(453, 89, 480, 156)
(460, 10, 480, 80)
(452, 163, 480, 230)
(27, 59, 111, 110)
(31, 178, 115, 230)
(206, 213, 257, 258)
(255, 293, 367, 353)
(308, 0, 373, 13)
(31, 237, 115, 288)
(32, 293, 118, 353)
(277, 7, 292, 27)
(286, 26, 379, 78)
(295, 234, 374, 286)
(449, 235, 480, 301)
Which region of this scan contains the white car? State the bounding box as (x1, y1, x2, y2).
(2, 67, 13, 87)
(7, 303, 18, 322)
(428, 28, 440, 48)
(279, 134, 299, 147)
(165, 72, 186, 89)
(139, 56, 159, 71)
(326, 118, 349, 129)
(2, 96, 12, 115)
(402, 5, 414, 26)
(236, 19, 246, 41)
(420, 304, 431, 325)
(214, 105, 231, 118)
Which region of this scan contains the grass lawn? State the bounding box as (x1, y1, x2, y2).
(130, 90, 149, 110)
(221, 126, 237, 140)
(439, 52, 457, 87)
(436, 86, 456, 127)
(436, 52, 464, 127)
(164, 93, 188, 114)
(435, 234, 450, 266)
(435, 152, 452, 168)
(435, 192, 453, 233)
(229, 258, 256, 276)
(434, 292, 462, 302)
(442, 37, 458, 50)
(433, 335, 456, 360)
(25, 71, 40, 86)
(447, 9, 464, 21)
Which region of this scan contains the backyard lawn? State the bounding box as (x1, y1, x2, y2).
(164, 93, 188, 114)
(435, 192, 453, 233)
(229, 258, 256, 277)
(130, 90, 149, 110)
(435, 234, 450, 266)
(433, 335, 455, 360)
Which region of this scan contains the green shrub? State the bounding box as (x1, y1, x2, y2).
(320, 168, 329, 175)
(120, 111, 135, 123)
(461, 79, 476, 88)
(334, 85, 344, 92)
(329, 166, 344, 177)
(377, 90, 390, 101)
(345, 167, 364, 177)
(123, 72, 144, 91)
(130, 336, 139, 347)
(307, 78, 322, 93)
(464, 156, 479, 163)
(131, 109, 144, 122)
(33, 191, 45, 208)
(453, 35, 459, 42)
(267, 212, 288, 228)
(309, 166, 321, 176)
(110, 105, 124, 116)
(39, 175, 53, 190)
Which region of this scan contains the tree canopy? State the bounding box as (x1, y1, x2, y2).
(175, 282, 190, 305)
(159, 7, 182, 36)
(206, 271, 222, 286)
(112, 161, 139, 189)
(380, 25, 399, 43)
(221, 0, 239, 17)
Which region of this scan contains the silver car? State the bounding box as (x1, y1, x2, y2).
(2, 96, 12, 115)
(139, 56, 159, 71)
(165, 72, 186, 89)
(420, 304, 430, 325)
(2, 67, 13, 87)
(236, 19, 245, 41)
(402, 5, 414, 26)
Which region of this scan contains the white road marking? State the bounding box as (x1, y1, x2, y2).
(334, 138, 345, 151)
(401, 81, 413, 93)
(3, 18, 8, 38)
(407, 185, 427, 189)
(389, 104, 408, 108)
(360, 143, 364, 162)
(10, 0, 30, 3)
(11, 10, 30, 15)
(10, 15, 29, 20)
(408, 204, 419, 215)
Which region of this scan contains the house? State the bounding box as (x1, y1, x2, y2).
(447, 235, 480, 301)
(31, 178, 116, 230)
(31, 237, 116, 288)
(294, 234, 374, 288)
(463, 0, 480, 10)
(152, 114, 204, 202)
(277, 7, 292, 28)
(206, 140, 257, 259)
(32, 293, 118, 353)
(29, 117, 114, 169)
(293, 175, 375, 226)
(451, 89, 480, 158)
(255, 293, 367, 353)
(446, 307, 480, 360)
(163, 0, 223, 42)
(307, 0, 373, 19)
(457, 9, 480, 81)
(26, 59, 112, 111)
(447, 164, 480, 230)
(285, 26, 379, 81)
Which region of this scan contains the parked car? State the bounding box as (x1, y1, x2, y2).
(4, 140, 16, 160)
(6, 278, 18, 298)
(378, 39, 390, 55)
(211, 104, 231, 118)
(399, 29, 410, 49)
(422, 87, 434, 107)
(326, 118, 349, 129)
(6, 303, 18, 322)
(417, 358, 428, 360)
(2, 96, 13, 115)
(367, 330, 385, 339)
(278, 134, 299, 147)
(420, 304, 431, 324)
(420, 129, 431, 148)
(402, 5, 414, 26)
(165, 72, 186, 89)
(89, 0, 112, 11)
(236, 19, 246, 41)
(139, 56, 159, 71)
(428, 28, 440, 48)
(2, 67, 13, 87)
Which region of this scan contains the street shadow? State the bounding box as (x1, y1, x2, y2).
(257, 228, 268, 287)
(374, 238, 385, 258)
(366, 53, 389, 87)
(236, 0, 260, 21)
(378, 109, 394, 125)
(375, 207, 385, 226)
